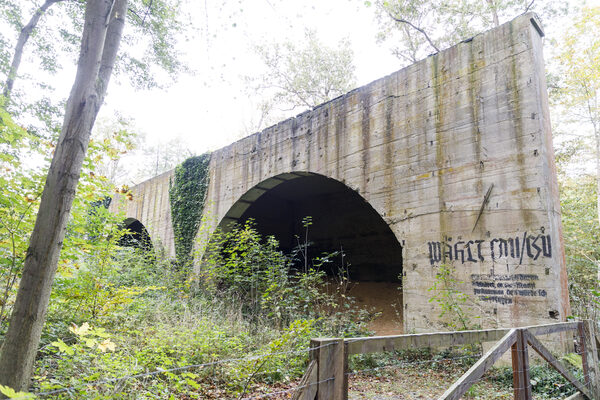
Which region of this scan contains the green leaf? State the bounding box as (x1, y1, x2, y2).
(51, 339, 75, 356)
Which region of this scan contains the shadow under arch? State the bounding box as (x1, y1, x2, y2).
(118, 217, 153, 251)
(218, 172, 403, 283)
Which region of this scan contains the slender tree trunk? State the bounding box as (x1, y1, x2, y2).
(2, 0, 63, 99)
(595, 127, 600, 282)
(0, 0, 127, 391)
(595, 127, 600, 227)
(485, 0, 500, 27)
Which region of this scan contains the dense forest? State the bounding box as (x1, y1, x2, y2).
(0, 0, 599, 398)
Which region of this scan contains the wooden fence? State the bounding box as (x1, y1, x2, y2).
(292, 320, 600, 400)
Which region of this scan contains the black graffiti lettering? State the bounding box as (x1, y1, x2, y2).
(490, 238, 499, 260)
(516, 282, 535, 289)
(474, 288, 504, 295)
(479, 296, 512, 305)
(454, 241, 465, 263)
(490, 238, 509, 260)
(528, 235, 542, 260)
(475, 240, 485, 262)
(499, 239, 508, 258)
(542, 235, 552, 257)
(519, 231, 527, 264)
(443, 243, 453, 261)
(513, 274, 539, 281)
(472, 281, 495, 288)
(538, 289, 547, 297)
(466, 241, 477, 262)
(428, 232, 552, 265)
(428, 242, 442, 265)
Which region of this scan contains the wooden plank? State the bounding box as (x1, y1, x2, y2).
(438, 329, 517, 400)
(526, 322, 580, 337)
(582, 320, 600, 399)
(346, 328, 509, 355)
(292, 360, 318, 400)
(312, 338, 345, 400)
(565, 393, 585, 400)
(525, 331, 591, 400)
(512, 330, 532, 400)
(578, 323, 590, 390)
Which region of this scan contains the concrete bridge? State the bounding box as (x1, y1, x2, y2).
(110, 13, 569, 333)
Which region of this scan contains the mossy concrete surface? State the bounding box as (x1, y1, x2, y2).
(111, 13, 568, 333)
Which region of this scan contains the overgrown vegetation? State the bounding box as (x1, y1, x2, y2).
(428, 264, 479, 331)
(169, 153, 211, 269)
(0, 142, 371, 398)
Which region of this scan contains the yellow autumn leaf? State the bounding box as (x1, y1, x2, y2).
(69, 322, 90, 336)
(98, 339, 116, 352)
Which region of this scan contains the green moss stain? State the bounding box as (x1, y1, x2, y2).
(384, 94, 394, 217)
(360, 89, 371, 194)
(169, 153, 211, 267)
(508, 21, 533, 228)
(468, 40, 486, 233)
(432, 56, 448, 242)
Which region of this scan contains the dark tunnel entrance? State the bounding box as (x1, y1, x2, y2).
(118, 218, 153, 251)
(220, 172, 404, 333)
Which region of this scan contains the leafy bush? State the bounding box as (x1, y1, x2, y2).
(200, 220, 365, 331)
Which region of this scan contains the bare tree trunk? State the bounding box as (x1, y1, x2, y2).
(0, 0, 127, 391)
(595, 128, 600, 227)
(595, 128, 600, 281)
(2, 0, 64, 99)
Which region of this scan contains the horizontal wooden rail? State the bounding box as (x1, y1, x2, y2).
(345, 327, 510, 355)
(524, 321, 580, 336)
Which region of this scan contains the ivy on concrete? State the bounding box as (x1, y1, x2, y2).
(169, 153, 211, 266)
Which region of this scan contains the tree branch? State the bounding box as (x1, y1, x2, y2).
(3, 0, 64, 100)
(386, 10, 439, 52)
(523, 0, 535, 14)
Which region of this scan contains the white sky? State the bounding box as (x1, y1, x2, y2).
(97, 0, 401, 153)
(9, 0, 600, 160)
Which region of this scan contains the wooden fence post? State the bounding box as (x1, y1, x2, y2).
(511, 329, 532, 400)
(580, 320, 600, 399)
(311, 338, 347, 400)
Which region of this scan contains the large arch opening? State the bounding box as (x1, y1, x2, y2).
(219, 172, 404, 333)
(118, 218, 153, 251)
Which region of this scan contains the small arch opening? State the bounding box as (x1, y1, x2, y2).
(118, 218, 153, 251)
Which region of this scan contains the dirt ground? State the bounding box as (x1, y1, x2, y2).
(344, 281, 404, 335)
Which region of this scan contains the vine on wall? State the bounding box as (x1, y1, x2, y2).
(169, 153, 211, 267)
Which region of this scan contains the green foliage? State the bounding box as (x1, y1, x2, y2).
(169, 153, 211, 269)
(428, 264, 478, 331)
(0, 384, 34, 399)
(559, 175, 600, 320)
(0, 100, 45, 327)
(201, 221, 339, 327)
(492, 363, 581, 398)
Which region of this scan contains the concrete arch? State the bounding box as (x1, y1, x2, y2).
(218, 171, 403, 281)
(216, 171, 405, 333)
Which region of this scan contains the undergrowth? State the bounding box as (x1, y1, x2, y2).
(25, 220, 371, 399)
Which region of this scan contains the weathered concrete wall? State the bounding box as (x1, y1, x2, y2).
(202, 13, 568, 332)
(109, 169, 176, 257)
(111, 13, 569, 332)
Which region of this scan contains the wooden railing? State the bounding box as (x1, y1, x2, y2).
(292, 320, 600, 400)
